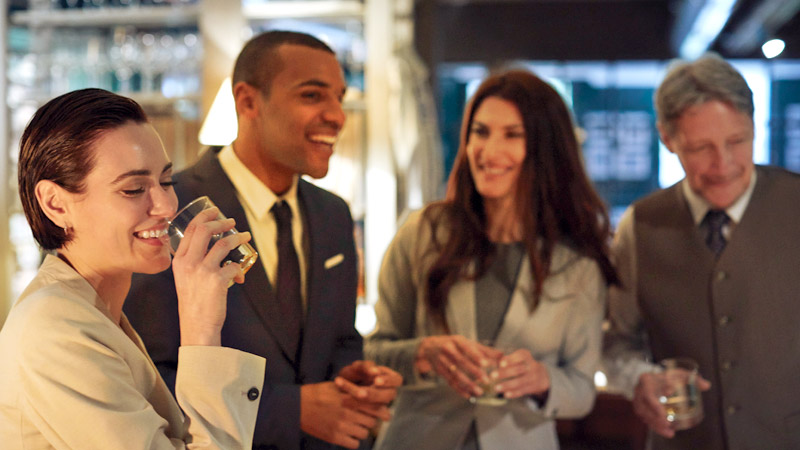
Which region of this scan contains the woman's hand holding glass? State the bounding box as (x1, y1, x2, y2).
(171, 207, 252, 347)
(415, 336, 500, 398)
(492, 349, 550, 400)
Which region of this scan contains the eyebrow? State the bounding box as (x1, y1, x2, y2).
(111, 162, 173, 184)
(472, 120, 524, 130)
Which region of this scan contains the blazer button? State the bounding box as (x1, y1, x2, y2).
(247, 387, 260, 401)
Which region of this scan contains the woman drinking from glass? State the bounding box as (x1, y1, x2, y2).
(0, 88, 265, 449)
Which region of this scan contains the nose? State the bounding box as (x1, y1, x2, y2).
(480, 132, 504, 160)
(322, 98, 346, 130)
(710, 144, 733, 169)
(150, 186, 178, 219)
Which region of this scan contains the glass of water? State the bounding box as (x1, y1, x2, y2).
(469, 340, 509, 406)
(167, 196, 258, 276)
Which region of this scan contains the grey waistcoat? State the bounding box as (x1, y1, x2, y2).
(633, 166, 800, 450)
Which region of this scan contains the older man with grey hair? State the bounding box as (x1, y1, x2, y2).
(603, 53, 800, 449)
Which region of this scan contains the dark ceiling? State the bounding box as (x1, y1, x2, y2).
(414, 0, 800, 65)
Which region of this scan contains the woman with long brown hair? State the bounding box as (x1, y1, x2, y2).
(366, 69, 617, 449)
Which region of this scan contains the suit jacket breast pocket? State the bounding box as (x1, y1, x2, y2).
(324, 253, 345, 270)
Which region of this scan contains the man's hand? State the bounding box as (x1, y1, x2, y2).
(300, 381, 376, 449)
(335, 360, 403, 421)
(632, 372, 711, 438)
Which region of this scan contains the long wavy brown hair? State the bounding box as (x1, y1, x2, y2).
(423, 70, 618, 332)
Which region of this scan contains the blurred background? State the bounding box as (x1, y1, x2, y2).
(2, 1, 799, 447)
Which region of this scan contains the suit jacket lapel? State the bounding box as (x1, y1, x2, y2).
(189, 150, 299, 364)
(296, 182, 329, 375)
(443, 258, 534, 348)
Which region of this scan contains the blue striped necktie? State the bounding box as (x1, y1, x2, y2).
(704, 209, 730, 257)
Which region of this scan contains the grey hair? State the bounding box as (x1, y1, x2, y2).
(654, 53, 754, 137)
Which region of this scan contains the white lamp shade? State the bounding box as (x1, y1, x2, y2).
(198, 77, 238, 146)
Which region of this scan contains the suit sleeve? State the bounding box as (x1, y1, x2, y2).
(127, 249, 304, 450)
(18, 295, 264, 450)
(602, 206, 657, 398)
(537, 257, 606, 419)
(128, 267, 293, 449)
(364, 212, 426, 384)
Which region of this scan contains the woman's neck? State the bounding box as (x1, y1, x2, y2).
(483, 198, 523, 243)
(57, 251, 131, 325)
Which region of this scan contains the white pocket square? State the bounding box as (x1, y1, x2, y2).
(324, 253, 345, 269)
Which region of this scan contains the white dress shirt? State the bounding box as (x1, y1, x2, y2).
(218, 145, 308, 307)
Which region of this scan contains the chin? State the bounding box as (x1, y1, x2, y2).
(135, 256, 172, 275)
(306, 166, 330, 179)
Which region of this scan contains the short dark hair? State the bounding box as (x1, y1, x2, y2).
(18, 88, 148, 250)
(232, 30, 336, 97)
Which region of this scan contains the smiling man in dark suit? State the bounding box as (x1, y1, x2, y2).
(125, 30, 400, 450)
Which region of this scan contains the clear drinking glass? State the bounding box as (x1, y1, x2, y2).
(469, 340, 509, 406)
(658, 357, 704, 430)
(167, 196, 258, 276)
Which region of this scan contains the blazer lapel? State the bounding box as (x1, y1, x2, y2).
(190, 151, 298, 364)
(444, 258, 533, 347)
(296, 182, 331, 375)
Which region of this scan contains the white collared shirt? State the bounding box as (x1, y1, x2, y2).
(681, 170, 757, 239)
(218, 145, 308, 306)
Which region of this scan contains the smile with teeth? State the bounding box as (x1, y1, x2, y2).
(479, 164, 513, 175)
(309, 134, 337, 145)
(135, 228, 168, 239)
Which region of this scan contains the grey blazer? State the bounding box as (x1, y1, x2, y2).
(365, 208, 606, 450)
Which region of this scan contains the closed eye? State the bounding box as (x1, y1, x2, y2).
(122, 188, 145, 196)
(301, 91, 322, 101)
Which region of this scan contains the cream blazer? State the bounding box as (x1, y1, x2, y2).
(0, 255, 266, 449)
(365, 208, 606, 450)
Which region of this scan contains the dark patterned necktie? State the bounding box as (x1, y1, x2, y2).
(705, 209, 730, 257)
(272, 201, 303, 359)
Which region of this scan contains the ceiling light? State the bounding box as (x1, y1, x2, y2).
(762, 38, 786, 59)
(679, 0, 737, 59)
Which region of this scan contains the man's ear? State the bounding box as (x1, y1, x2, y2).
(656, 122, 676, 154)
(233, 81, 261, 119)
(34, 180, 71, 229)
